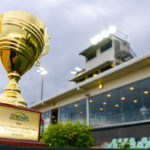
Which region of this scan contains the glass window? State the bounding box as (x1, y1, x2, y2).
(77, 77, 85, 83)
(101, 64, 113, 72)
(104, 89, 123, 125)
(42, 111, 50, 128)
(60, 99, 86, 123)
(140, 78, 150, 120)
(86, 51, 96, 61)
(89, 77, 150, 128)
(121, 82, 143, 123)
(100, 40, 112, 53)
(59, 77, 150, 128)
(89, 89, 123, 128)
(89, 94, 106, 127)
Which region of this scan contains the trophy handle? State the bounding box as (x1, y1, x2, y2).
(0, 13, 4, 34)
(36, 34, 50, 66)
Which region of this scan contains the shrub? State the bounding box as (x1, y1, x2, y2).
(41, 121, 94, 148)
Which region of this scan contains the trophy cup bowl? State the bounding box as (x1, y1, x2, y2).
(0, 10, 50, 107)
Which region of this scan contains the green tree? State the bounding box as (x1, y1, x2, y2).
(41, 121, 94, 148)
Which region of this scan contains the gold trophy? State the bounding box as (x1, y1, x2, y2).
(0, 10, 50, 107)
(0, 10, 50, 146)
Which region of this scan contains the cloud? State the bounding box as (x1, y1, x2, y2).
(64, 4, 109, 24)
(0, 0, 150, 106)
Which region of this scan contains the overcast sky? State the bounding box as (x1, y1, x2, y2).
(0, 0, 150, 106)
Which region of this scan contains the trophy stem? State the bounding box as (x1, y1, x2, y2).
(0, 72, 27, 107)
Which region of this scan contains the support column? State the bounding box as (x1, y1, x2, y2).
(86, 94, 90, 126)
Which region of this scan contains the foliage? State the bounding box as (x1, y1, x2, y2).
(41, 121, 94, 148)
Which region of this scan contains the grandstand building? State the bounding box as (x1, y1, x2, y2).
(30, 34, 150, 146)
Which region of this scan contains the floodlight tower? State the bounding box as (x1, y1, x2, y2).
(36, 67, 48, 102)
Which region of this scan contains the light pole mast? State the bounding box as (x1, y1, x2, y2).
(36, 67, 48, 102)
(41, 75, 44, 101)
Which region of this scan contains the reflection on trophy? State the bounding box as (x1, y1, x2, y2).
(0, 10, 50, 107)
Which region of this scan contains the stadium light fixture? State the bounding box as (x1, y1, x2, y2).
(37, 67, 48, 75)
(101, 30, 109, 38)
(95, 34, 102, 42)
(90, 37, 98, 45)
(108, 25, 117, 34)
(70, 71, 77, 75)
(90, 25, 117, 45)
(70, 67, 82, 75)
(74, 67, 82, 72)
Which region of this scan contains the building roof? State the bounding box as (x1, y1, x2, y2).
(79, 38, 111, 56)
(70, 60, 114, 82)
(30, 51, 150, 109)
(79, 34, 130, 56)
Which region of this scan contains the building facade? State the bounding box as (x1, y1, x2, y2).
(30, 34, 150, 145)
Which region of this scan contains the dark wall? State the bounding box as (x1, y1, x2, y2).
(92, 122, 150, 146)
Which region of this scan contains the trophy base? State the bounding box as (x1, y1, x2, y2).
(0, 102, 45, 147)
(0, 138, 46, 147)
(0, 90, 27, 107)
